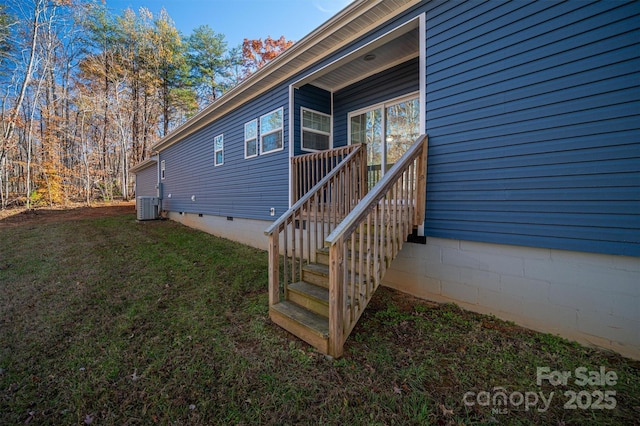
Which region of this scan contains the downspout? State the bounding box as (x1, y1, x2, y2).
(288, 85, 295, 208)
(154, 152, 162, 214)
(330, 91, 334, 149)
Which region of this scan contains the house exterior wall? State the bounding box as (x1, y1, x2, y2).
(383, 238, 640, 359)
(159, 83, 291, 221)
(376, 0, 640, 359)
(170, 211, 324, 259)
(168, 211, 272, 251)
(421, 0, 640, 257)
(137, 0, 639, 357)
(324, 0, 640, 356)
(157, 1, 640, 251)
(134, 163, 157, 198)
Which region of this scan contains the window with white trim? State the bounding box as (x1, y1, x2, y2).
(160, 160, 165, 180)
(301, 108, 331, 151)
(214, 134, 224, 166)
(260, 107, 283, 154)
(244, 119, 258, 158)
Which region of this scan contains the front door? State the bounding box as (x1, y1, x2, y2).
(349, 94, 420, 187)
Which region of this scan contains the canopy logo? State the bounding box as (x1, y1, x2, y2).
(462, 387, 553, 414)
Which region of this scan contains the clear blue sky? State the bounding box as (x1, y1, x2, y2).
(104, 0, 354, 47)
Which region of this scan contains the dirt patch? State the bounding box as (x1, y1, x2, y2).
(0, 201, 135, 228)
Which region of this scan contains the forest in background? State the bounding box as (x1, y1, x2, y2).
(0, 0, 293, 209)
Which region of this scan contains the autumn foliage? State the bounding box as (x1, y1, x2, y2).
(241, 36, 294, 77)
(0, 0, 292, 209)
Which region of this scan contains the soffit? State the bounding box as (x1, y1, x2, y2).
(299, 26, 419, 92)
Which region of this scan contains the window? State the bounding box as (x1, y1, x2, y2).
(244, 120, 258, 158)
(348, 93, 420, 187)
(214, 134, 224, 166)
(301, 108, 331, 151)
(260, 107, 283, 154)
(161, 160, 165, 180)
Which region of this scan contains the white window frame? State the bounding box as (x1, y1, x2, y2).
(259, 107, 284, 155)
(244, 119, 258, 159)
(347, 92, 420, 146)
(347, 92, 420, 178)
(214, 134, 224, 166)
(160, 160, 165, 180)
(300, 107, 332, 153)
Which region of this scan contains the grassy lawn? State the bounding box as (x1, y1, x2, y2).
(1, 211, 638, 425)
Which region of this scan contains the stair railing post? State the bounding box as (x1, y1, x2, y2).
(414, 136, 428, 228)
(328, 237, 344, 358)
(360, 146, 367, 198)
(291, 157, 298, 204)
(268, 230, 280, 306)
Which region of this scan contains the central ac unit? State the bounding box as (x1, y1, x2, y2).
(137, 196, 159, 220)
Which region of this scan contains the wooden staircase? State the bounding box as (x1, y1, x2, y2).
(270, 236, 386, 354)
(270, 259, 331, 353)
(265, 135, 428, 358)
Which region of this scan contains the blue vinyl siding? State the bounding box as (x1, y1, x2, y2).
(422, 0, 640, 256)
(151, 0, 639, 256)
(333, 58, 420, 147)
(134, 164, 157, 197)
(294, 85, 331, 156)
(159, 84, 290, 220)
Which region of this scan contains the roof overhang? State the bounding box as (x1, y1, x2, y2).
(151, 0, 421, 153)
(293, 18, 419, 92)
(129, 157, 157, 174)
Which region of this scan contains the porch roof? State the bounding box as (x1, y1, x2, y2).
(293, 22, 419, 92)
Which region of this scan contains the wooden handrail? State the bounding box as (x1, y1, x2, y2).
(265, 145, 365, 237)
(265, 144, 367, 309)
(326, 134, 428, 357)
(326, 135, 428, 244)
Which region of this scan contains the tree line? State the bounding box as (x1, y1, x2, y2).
(0, 0, 292, 209)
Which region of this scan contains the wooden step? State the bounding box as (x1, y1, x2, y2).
(302, 262, 372, 289)
(287, 281, 329, 317)
(269, 301, 329, 354)
(302, 263, 330, 288)
(316, 247, 330, 265)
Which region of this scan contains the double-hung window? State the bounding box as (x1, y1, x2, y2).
(244, 120, 258, 158)
(214, 134, 224, 166)
(160, 160, 165, 180)
(260, 107, 283, 154)
(301, 108, 331, 151)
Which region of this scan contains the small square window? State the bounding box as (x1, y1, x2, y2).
(214, 134, 224, 166)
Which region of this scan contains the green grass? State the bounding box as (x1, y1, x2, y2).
(1, 213, 638, 425)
